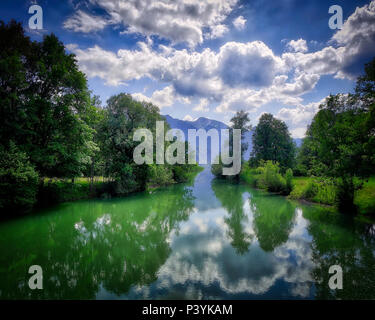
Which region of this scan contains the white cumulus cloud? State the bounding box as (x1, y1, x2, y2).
(233, 15, 247, 30)
(64, 0, 238, 47)
(286, 39, 308, 53)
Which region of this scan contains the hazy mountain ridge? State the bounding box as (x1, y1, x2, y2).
(163, 114, 301, 161)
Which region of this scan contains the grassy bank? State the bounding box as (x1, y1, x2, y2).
(354, 177, 375, 215)
(38, 166, 204, 206)
(289, 177, 336, 206)
(38, 177, 108, 205)
(240, 165, 375, 216)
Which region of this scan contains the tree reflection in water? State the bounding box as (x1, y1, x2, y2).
(0, 168, 374, 299)
(302, 207, 375, 299)
(211, 180, 253, 255)
(0, 184, 195, 299)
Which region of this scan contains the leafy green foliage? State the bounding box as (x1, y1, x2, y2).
(0, 142, 39, 213)
(100, 93, 164, 194)
(0, 20, 95, 179)
(251, 113, 295, 170)
(241, 161, 294, 195)
(38, 177, 106, 205)
(0, 22, 197, 213)
(230, 110, 252, 158)
(259, 161, 287, 193)
(147, 164, 174, 188)
(211, 110, 251, 179)
(354, 177, 375, 216)
(289, 177, 337, 206)
(285, 168, 293, 194)
(295, 57, 375, 213)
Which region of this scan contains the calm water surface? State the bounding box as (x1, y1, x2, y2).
(0, 167, 374, 299)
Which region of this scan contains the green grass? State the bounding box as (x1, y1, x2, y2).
(241, 166, 375, 216)
(40, 167, 205, 205)
(289, 177, 336, 205)
(355, 177, 375, 216)
(40, 177, 106, 204)
(288, 177, 310, 198)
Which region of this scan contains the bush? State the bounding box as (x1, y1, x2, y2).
(172, 164, 202, 183)
(262, 161, 286, 193)
(289, 177, 336, 205)
(285, 168, 293, 194)
(240, 163, 258, 186)
(355, 177, 375, 216)
(172, 165, 190, 183)
(114, 164, 144, 195)
(304, 179, 319, 199)
(211, 156, 225, 178)
(147, 164, 174, 188)
(0, 143, 39, 213)
(242, 161, 293, 195)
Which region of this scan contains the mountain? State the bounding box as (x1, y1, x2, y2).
(163, 114, 302, 162)
(163, 115, 228, 136)
(163, 115, 228, 162)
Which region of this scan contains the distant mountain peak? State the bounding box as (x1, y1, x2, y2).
(163, 114, 228, 131)
(162, 114, 301, 161)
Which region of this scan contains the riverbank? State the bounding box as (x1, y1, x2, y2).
(2, 165, 375, 299)
(37, 166, 204, 208)
(240, 166, 375, 217)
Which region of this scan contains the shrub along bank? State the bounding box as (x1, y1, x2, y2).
(240, 162, 375, 217)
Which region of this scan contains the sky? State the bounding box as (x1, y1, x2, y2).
(1, 0, 375, 137)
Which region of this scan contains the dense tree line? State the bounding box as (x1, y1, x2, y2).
(0, 21, 196, 214)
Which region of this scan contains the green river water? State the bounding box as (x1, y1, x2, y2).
(0, 167, 374, 299)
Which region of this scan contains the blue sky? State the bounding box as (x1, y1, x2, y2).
(1, 0, 375, 137)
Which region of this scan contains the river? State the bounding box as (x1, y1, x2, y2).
(0, 167, 374, 299)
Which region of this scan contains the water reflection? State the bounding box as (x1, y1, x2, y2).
(0, 184, 195, 299)
(0, 168, 374, 299)
(303, 207, 375, 299)
(211, 180, 253, 255)
(251, 192, 296, 252)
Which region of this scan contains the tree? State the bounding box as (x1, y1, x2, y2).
(355, 57, 375, 174)
(251, 113, 295, 170)
(0, 20, 95, 179)
(230, 110, 252, 159)
(295, 128, 323, 177)
(0, 142, 39, 213)
(81, 94, 106, 190)
(296, 58, 375, 213)
(355, 58, 375, 109)
(102, 93, 166, 194)
(211, 110, 251, 179)
(304, 93, 373, 212)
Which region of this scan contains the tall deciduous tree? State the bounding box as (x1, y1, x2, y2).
(102, 93, 164, 194)
(211, 110, 251, 180)
(230, 110, 252, 158)
(0, 20, 95, 178)
(251, 113, 295, 170)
